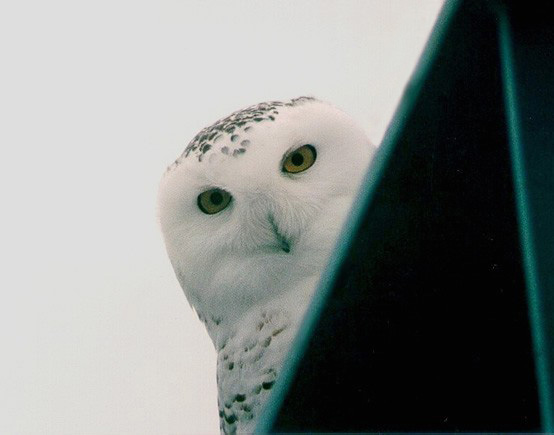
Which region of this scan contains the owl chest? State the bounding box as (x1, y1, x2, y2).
(216, 308, 296, 434)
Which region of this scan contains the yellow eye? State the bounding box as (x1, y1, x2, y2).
(282, 144, 317, 174)
(197, 188, 232, 215)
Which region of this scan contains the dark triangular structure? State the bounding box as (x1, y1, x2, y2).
(257, 0, 554, 432)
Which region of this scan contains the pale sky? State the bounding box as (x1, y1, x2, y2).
(0, 1, 443, 433)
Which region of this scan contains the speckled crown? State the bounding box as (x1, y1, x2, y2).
(167, 96, 316, 171)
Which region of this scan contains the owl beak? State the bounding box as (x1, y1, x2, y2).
(268, 214, 291, 253)
(280, 237, 291, 253)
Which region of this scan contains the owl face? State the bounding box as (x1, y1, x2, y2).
(158, 98, 374, 328)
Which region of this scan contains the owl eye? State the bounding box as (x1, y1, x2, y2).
(197, 188, 232, 215)
(282, 144, 317, 174)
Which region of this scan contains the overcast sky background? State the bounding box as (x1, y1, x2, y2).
(0, 1, 443, 433)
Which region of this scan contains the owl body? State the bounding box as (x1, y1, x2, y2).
(214, 283, 312, 432)
(158, 97, 374, 433)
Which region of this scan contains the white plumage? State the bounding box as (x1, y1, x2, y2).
(158, 97, 375, 433)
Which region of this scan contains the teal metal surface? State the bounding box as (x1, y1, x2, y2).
(499, 8, 554, 431)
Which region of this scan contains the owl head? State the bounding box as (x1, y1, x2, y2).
(158, 97, 374, 337)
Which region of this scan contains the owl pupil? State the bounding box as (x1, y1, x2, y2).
(210, 191, 224, 205)
(291, 153, 304, 166)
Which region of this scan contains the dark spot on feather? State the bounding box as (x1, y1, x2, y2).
(235, 394, 246, 402)
(262, 380, 275, 390)
(224, 413, 237, 424)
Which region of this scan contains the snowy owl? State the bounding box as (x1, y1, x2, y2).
(158, 97, 375, 433)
